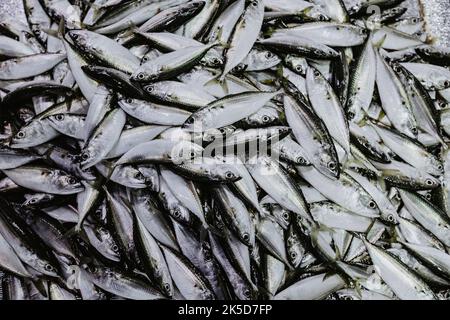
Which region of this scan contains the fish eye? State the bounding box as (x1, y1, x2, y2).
(295, 65, 303, 72)
(387, 215, 395, 222)
(283, 212, 289, 220)
(297, 157, 306, 164)
(290, 251, 297, 259)
(16, 131, 26, 139)
(173, 209, 181, 218)
(313, 70, 321, 77)
(81, 152, 90, 161)
(29, 198, 37, 204)
(425, 193, 432, 200)
(112, 245, 119, 252)
(411, 127, 418, 134)
(318, 15, 327, 21)
(328, 161, 336, 170)
(444, 80, 450, 87)
(67, 177, 77, 184)
(242, 233, 250, 242)
(225, 171, 235, 179)
(265, 51, 273, 58)
(243, 289, 251, 297)
(55, 114, 64, 121)
(251, 1, 258, 6)
(212, 58, 220, 65)
(45, 264, 54, 271)
(126, 98, 133, 104)
(142, 56, 149, 62)
(262, 115, 270, 123)
(137, 73, 146, 80)
(146, 86, 154, 92)
(368, 201, 376, 209)
(344, 296, 353, 301)
(71, 33, 78, 40)
(164, 283, 171, 291)
(426, 179, 434, 186)
(186, 117, 195, 124)
(412, 18, 419, 23)
(438, 164, 443, 171)
(360, 28, 368, 35)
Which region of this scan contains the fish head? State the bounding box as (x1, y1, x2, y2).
(420, 174, 441, 189)
(22, 193, 54, 208)
(81, 65, 108, 78)
(46, 113, 68, 131)
(35, 258, 60, 278)
(10, 121, 44, 148)
(427, 156, 444, 176)
(118, 95, 139, 112)
(68, 30, 91, 51)
(56, 172, 84, 193)
(254, 49, 281, 68)
(247, 105, 281, 127)
(235, 281, 257, 300)
(169, 204, 192, 225)
(272, 126, 291, 139)
(380, 209, 399, 225)
(400, 118, 419, 139)
(203, 126, 236, 142)
(214, 163, 242, 182)
(161, 281, 173, 298)
(306, 66, 327, 87)
(138, 165, 160, 192)
(287, 233, 304, 268)
(359, 192, 380, 216)
(101, 230, 122, 261)
(80, 145, 99, 169)
(181, 111, 204, 132)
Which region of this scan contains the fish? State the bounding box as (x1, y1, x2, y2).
(0, 53, 66, 80)
(81, 108, 127, 169)
(220, 0, 264, 80)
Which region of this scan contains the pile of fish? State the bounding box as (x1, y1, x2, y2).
(1, 0, 450, 301)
